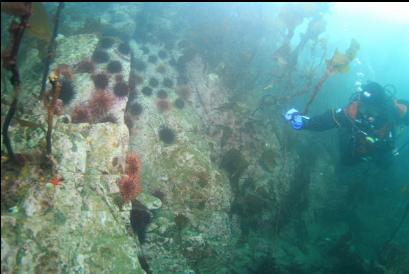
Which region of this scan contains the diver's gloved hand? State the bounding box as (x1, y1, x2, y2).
(284, 108, 304, 129)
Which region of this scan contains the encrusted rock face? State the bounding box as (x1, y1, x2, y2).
(1, 121, 146, 274)
(1, 31, 146, 273)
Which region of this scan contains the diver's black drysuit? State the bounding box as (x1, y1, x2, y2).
(302, 99, 409, 166)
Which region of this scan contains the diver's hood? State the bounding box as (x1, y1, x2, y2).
(360, 82, 387, 107)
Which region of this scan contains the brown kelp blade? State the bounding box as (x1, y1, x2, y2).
(326, 39, 360, 74)
(1, 2, 30, 16)
(27, 2, 51, 43)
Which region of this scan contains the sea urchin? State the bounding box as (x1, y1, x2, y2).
(113, 82, 129, 98)
(107, 60, 123, 74)
(158, 126, 176, 144)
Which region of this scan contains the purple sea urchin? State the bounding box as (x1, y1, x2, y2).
(92, 49, 110, 63)
(158, 126, 176, 144)
(99, 37, 115, 49)
(174, 98, 185, 109)
(118, 42, 131, 55)
(114, 82, 129, 98)
(149, 77, 159, 88)
(92, 73, 110, 90)
(163, 78, 173, 88)
(130, 102, 143, 116)
(157, 89, 168, 99)
(107, 60, 123, 74)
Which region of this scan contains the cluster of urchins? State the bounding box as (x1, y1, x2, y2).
(65, 37, 193, 145)
(65, 37, 132, 124)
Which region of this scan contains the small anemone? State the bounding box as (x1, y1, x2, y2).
(158, 50, 168, 59)
(174, 98, 185, 109)
(157, 89, 168, 99)
(107, 60, 122, 74)
(92, 73, 110, 90)
(99, 37, 115, 49)
(163, 78, 173, 88)
(113, 82, 129, 98)
(149, 77, 159, 88)
(118, 42, 131, 55)
(141, 86, 153, 96)
(158, 125, 176, 144)
(92, 49, 110, 63)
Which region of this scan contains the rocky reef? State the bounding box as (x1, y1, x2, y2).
(2, 3, 408, 274)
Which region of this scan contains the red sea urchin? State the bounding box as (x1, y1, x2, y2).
(71, 104, 91, 123)
(75, 59, 95, 73)
(89, 91, 115, 121)
(119, 152, 142, 203)
(119, 175, 140, 203)
(113, 82, 129, 98)
(156, 99, 170, 113)
(126, 152, 142, 177)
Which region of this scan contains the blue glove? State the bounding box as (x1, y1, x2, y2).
(284, 108, 305, 129)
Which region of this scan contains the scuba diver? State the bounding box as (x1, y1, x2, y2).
(284, 82, 409, 167)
